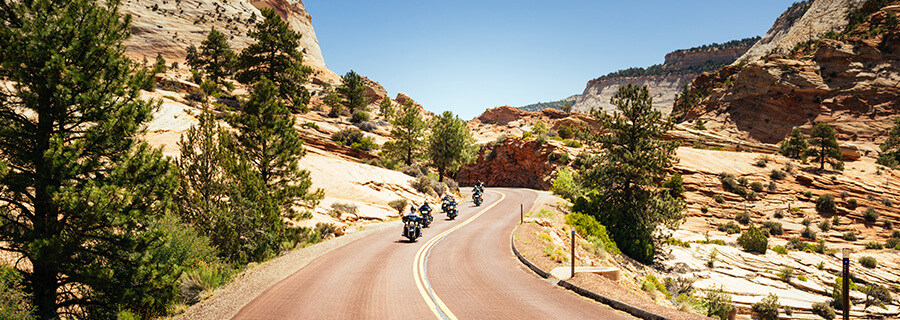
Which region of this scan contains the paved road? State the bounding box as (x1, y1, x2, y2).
(233, 188, 631, 319)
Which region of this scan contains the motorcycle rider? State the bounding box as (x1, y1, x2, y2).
(419, 201, 433, 215)
(403, 205, 421, 223)
(475, 180, 485, 192)
(441, 194, 454, 212)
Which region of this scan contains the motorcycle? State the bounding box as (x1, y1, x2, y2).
(419, 203, 434, 228)
(473, 191, 483, 206)
(402, 214, 422, 242)
(443, 198, 458, 220)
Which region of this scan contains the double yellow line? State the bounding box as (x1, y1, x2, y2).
(412, 190, 507, 320)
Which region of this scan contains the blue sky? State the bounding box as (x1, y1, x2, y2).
(305, 1, 796, 120)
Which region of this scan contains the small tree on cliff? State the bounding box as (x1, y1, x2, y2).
(806, 122, 842, 171)
(779, 128, 809, 159)
(877, 117, 900, 167)
(573, 84, 685, 264)
(236, 8, 311, 109)
(385, 100, 426, 166)
(199, 27, 236, 84)
(336, 70, 370, 114)
(378, 98, 395, 121)
(426, 111, 476, 181)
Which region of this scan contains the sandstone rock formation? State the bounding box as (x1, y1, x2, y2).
(674, 2, 900, 145)
(735, 0, 865, 63)
(121, 0, 340, 84)
(573, 40, 755, 115)
(456, 136, 565, 190)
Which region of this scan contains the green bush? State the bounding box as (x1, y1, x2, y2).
(787, 237, 806, 250)
(751, 293, 780, 320)
(816, 194, 836, 213)
(802, 217, 812, 226)
(886, 237, 899, 249)
(885, 220, 893, 230)
(0, 265, 34, 319)
(662, 173, 684, 197)
(640, 275, 670, 299)
(773, 245, 788, 254)
(777, 267, 794, 282)
(761, 221, 783, 235)
(859, 256, 877, 268)
(735, 210, 751, 224)
(864, 207, 879, 223)
(818, 219, 831, 232)
(773, 210, 784, 219)
(832, 277, 856, 311)
(714, 195, 725, 203)
(521, 131, 533, 139)
(558, 125, 574, 139)
(564, 139, 583, 148)
(812, 302, 836, 320)
(750, 181, 764, 192)
(551, 167, 581, 201)
(864, 241, 883, 250)
(847, 198, 858, 206)
(801, 227, 817, 240)
(331, 127, 378, 151)
(893, 230, 900, 238)
(388, 199, 408, 214)
(737, 224, 768, 254)
(842, 232, 857, 241)
(350, 109, 371, 123)
(770, 169, 787, 180)
(832, 215, 841, 225)
(702, 286, 733, 320)
(717, 221, 741, 234)
(565, 212, 619, 254)
(410, 175, 442, 196)
(804, 191, 813, 198)
(883, 198, 894, 207)
(700, 206, 708, 213)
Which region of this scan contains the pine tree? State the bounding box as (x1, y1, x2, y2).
(427, 111, 476, 181)
(336, 70, 370, 113)
(386, 100, 427, 166)
(153, 52, 167, 74)
(236, 8, 312, 109)
(573, 84, 685, 264)
(378, 98, 395, 121)
(0, 0, 179, 318)
(807, 122, 842, 171)
(877, 117, 900, 167)
(199, 27, 236, 84)
(176, 107, 228, 237)
(779, 127, 809, 159)
(185, 44, 201, 70)
(227, 78, 323, 220)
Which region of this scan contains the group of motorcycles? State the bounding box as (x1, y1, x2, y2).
(402, 182, 485, 242)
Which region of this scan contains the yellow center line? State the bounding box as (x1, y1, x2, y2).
(413, 190, 508, 320)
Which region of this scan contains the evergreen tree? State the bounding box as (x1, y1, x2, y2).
(153, 52, 167, 74)
(176, 107, 228, 238)
(877, 117, 900, 167)
(573, 84, 685, 264)
(227, 78, 323, 220)
(185, 44, 201, 70)
(561, 102, 573, 113)
(806, 122, 842, 171)
(386, 100, 427, 166)
(199, 27, 235, 84)
(236, 8, 312, 109)
(378, 98, 394, 121)
(779, 127, 809, 159)
(336, 70, 370, 113)
(0, 0, 179, 318)
(426, 111, 476, 181)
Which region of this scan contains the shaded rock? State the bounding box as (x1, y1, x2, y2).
(456, 136, 560, 190)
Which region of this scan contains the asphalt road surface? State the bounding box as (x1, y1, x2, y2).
(233, 188, 632, 319)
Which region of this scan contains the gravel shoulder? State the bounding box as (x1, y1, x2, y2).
(172, 221, 399, 320)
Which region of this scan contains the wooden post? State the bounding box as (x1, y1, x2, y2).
(843, 248, 850, 320)
(571, 229, 576, 278)
(520, 204, 523, 224)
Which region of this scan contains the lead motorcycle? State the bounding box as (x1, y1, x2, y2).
(442, 197, 458, 220)
(473, 190, 483, 206)
(402, 210, 422, 242)
(419, 202, 434, 228)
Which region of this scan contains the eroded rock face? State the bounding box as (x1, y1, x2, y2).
(456, 137, 562, 190)
(121, 0, 340, 84)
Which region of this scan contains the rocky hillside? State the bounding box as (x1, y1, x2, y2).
(572, 38, 757, 115)
(735, 0, 865, 63)
(673, 0, 900, 145)
(121, 0, 340, 85)
(517, 94, 580, 112)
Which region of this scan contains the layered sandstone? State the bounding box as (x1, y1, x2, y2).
(456, 136, 563, 190)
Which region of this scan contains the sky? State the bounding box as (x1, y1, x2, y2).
(304, 1, 797, 120)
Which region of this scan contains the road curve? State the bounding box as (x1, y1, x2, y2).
(233, 188, 632, 319)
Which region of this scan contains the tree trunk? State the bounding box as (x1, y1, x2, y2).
(438, 167, 444, 182)
(31, 260, 59, 320)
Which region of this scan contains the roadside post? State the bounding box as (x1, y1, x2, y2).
(571, 229, 575, 278)
(520, 204, 523, 224)
(842, 248, 850, 320)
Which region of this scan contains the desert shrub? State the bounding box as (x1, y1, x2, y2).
(738, 176, 749, 186)
(714, 195, 725, 203)
(664, 277, 694, 301)
(552, 167, 581, 201)
(847, 198, 858, 206)
(719, 173, 748, 197)
(315, 222, 339, 239)
(565, 212, 619, 254)
(0, 264, 33, 319)
(737, 224, 768, 254)
(804, 191, 813, 198)
(557, 125, 574, 139)
(717, 221, 741, 234)
(797, 275, 807, 282)
(535, 134, 547, 147)
(750, 181, 764, 192)
(751, 293, 780, 320)
(388, 199, 408, 214)
(862, 284, 893, 309)
(773, 210, 784, 219)
(770, 169, 787, 180)
(864, 241, 883, 250)
(735, 210, 751, 225)
(802, 217, 812, 226)
(842, 232, 857, 241)
(186, 86, 206, 102)
(840, 191, 849, 199)
(818, 219, 831, 232)
(746, 190, 757, 200)
(818, 261, 825, 270)
(812, 302, 836, 320)
(755, 159, 768, 168)
(787, 237, 806, 250)
(702, 286, 733, 320)
(332, 127, 364, 145)
(767, 182, 777, 192)
(777, 267, 794, 282)
(700, 206, 708, 213)
(864, 207, 879, 223)
(885, 220, 893, 230)
(521, 131, 533, 139)
(884, 198, 894, 207)
(640, 275, 670, 299)
(816, 194, 836, 213)
(350, 109, 371, 123)
(886, 237, 899, 249)
(410, 175, 441, 196)
(893, 230, 900, 238)
(773, 245, 788, 254)
(832, 215, 841, 225)
(761, 221, 783, 235)
(356, 121, 379, 132)
(444, 178, 459, 194)
(329, 202, 358, 219)
(564, 139, 583, 148)
(859, 256, 877, 268)
(801, 227, 817, 240)
(832, 277, 856, 311)
(182, 261, 235, 304)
